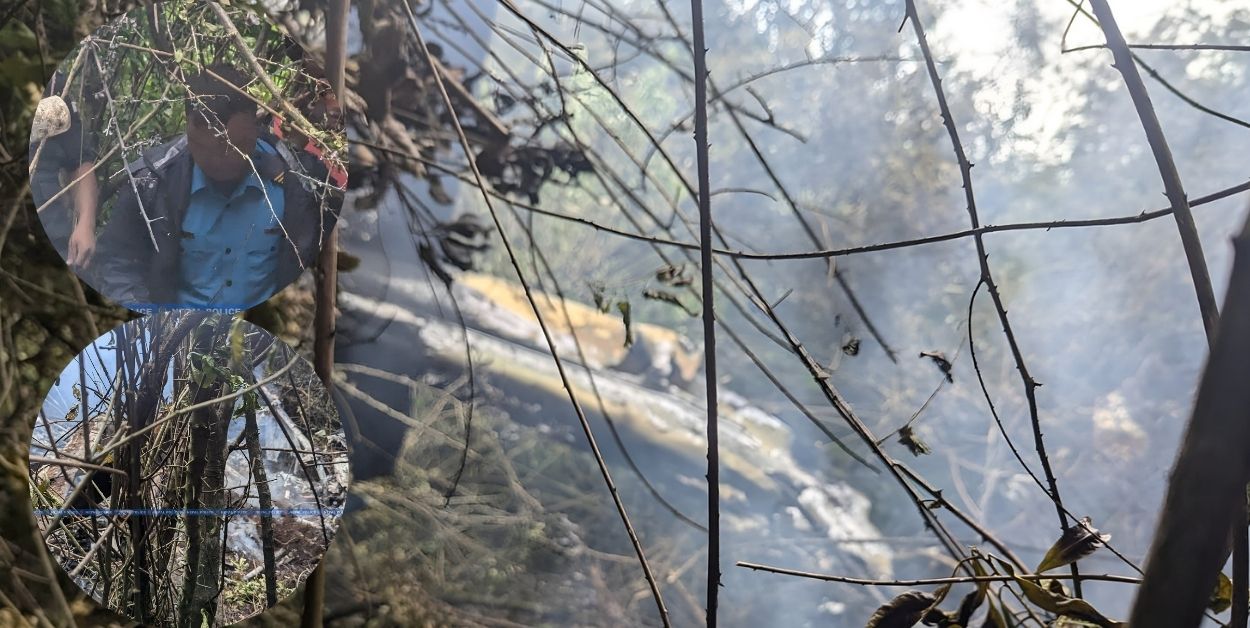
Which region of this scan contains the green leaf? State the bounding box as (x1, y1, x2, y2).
(238, 381, 260, 414)
(189, 353, 220, 388)
(1036, 517, 1110, 573)
(1209, 571, 1233, 613)
(616, 300, 633, 348)
(229, 316, 247, 371)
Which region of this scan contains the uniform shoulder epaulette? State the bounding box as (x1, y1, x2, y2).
(257, 150, 287, 184)
(124, 136, 188, 180)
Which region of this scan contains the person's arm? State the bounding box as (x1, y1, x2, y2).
(66, 161, 98, 268)
(93, 182, 153, 305)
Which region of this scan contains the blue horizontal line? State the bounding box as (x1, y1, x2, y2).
(35, 508, 342, 517)
(125, 304, 248, 314)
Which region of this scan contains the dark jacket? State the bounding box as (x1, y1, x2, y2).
(93, 134, 342, 308)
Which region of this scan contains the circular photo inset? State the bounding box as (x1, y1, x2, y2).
(28, 312, 350, 626)
(27, 0, 346, 313)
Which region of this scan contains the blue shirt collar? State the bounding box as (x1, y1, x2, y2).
(190, 140, 272, 197)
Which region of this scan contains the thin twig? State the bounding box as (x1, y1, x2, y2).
(1062, 0, 1250, 131)
(648, 1, 900, 362)
(1088, 1, 1232, 616)
(687, 0, 720, 623)
(88, 42, 161, 251)
(894, 462, 1026, 570)
(374, 138, 1250, 260)
(1087, 0, 1220, 341)
(1064, 42, 1250, 53)
(905, 0, 1080, 593)
(737, 561, 1141, 586)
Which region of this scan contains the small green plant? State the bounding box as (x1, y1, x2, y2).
(221, 555, 265, 614)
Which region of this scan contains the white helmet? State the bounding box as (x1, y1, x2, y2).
(30, 95, 71, 143)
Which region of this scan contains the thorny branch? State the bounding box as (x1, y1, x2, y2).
(737, 561, 1142, 586)
(685, 0, 721, 623)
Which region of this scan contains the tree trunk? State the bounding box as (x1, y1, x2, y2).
(177, 378, 231, 628)
(302, 1, 349, 626)
(1129, 209, 1250, 626)
(176, 316, 232, 628)
(244, 403, 279, 608)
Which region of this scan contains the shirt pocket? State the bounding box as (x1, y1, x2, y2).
(244, 223, 283, 266)
(177, 231, 227, 303)
(180, 231, 220, 268)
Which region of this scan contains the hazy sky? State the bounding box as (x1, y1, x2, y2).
(933, 0, 1244, 166)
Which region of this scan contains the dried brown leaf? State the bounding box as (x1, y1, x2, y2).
(899, 425, 931, 456)
(336, 251, 361, 272)
(1209, 571, 1233, 613)
(842, 336, 861, 356)
(919, 350, 954, 382)
(642, 288, 696, 317)
(1036, 517, 1110, 573)
(865, 591, 937, 628)
(991, 557, 1122, 627)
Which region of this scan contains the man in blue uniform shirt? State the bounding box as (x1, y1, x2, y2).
(95, 64, 339, 310)
(178, 132, 286, 306)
